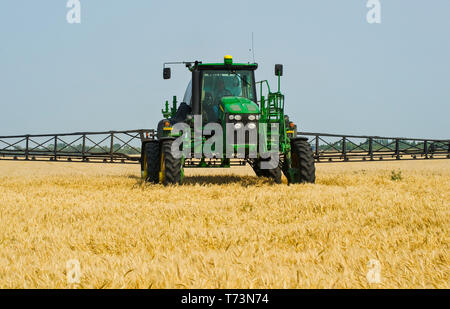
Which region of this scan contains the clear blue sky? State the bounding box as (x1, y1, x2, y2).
(0, 0, 449, 139)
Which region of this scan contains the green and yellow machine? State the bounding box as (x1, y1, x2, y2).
(141, 55, 315, 185)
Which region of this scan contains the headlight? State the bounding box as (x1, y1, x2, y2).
(228, 115, 234, 120)
(248, 123, 257, 130)
(255, 115, 260, 120)
(234, 115, 242, 121)
(234, 122, 243, 130)
(248, 115, 256, 121)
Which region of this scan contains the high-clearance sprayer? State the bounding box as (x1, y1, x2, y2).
(140, 56, 315, 185)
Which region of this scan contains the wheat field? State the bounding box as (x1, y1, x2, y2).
(0, 159, 448, 288)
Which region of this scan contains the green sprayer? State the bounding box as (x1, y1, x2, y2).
(140, 56, 315, 185)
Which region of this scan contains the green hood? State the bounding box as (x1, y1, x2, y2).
(220, 97, 260, 114)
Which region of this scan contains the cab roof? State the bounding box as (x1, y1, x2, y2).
(195, 63, 258, 71)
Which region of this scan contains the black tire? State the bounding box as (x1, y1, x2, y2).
(250, 158, 282, 184)
(142, 142, 160, 184)
(265, 167, 282, 184)
(249, 159, 264, 177)
(285, 139, 315, 184)
(160, 139, 183, 185)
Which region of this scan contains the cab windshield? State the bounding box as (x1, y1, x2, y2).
(201, 70, 256, 123)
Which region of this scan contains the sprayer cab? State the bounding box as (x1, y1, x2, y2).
(162, 56, 258, 114)
(189, 56, 259, 123)
(161, 56, 284, 122)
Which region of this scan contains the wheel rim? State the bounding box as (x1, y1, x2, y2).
(159, 152, 165, 184)
(142, 153, 148, 180)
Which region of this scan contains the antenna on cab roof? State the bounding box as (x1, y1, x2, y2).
(250, 32, 255, 64)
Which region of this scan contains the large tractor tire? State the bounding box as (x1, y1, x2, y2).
(284, 138, 315, 184)
(159, 139, 183, 185)
(250, 158, 282, 184)
(142, 141, 160, 184)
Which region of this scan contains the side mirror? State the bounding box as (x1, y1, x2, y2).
(163, 67, 171, 80)
(275, 64, 283, 77)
